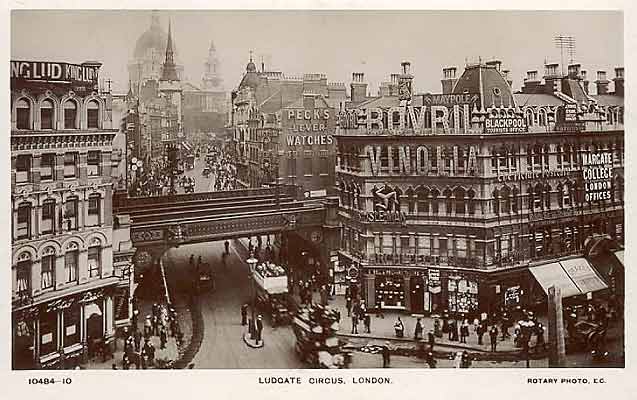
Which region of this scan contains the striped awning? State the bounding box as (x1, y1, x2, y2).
(530, 258, 608, 298)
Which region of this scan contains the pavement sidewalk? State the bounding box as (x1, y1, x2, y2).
(82, 291, 193, 369)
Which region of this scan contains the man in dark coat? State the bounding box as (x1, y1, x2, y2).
(476, 322, 485, 345)
(489, 326, 499, 352)
(224, 240, 230, 255)
(414, 318, 423, 340)
(428, 331, 435, 351)
(159, 326, 168, 350)
(256, 315, 264, 344)
(241, 304, 249, 326)
(133, 329, 142, 353)
(381, 342, 391, 368)
(345, 296, 352, 317)
(364, 313, 371, 334)
(351, 312, 359, 334)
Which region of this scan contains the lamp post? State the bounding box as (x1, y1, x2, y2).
(246, 253, 258, 339)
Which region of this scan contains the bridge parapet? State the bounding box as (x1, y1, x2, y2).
(114, 185, 300, 211)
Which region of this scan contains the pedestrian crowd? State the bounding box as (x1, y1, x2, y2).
(204, 146, 238, 192)
(116, 301, 184, 370)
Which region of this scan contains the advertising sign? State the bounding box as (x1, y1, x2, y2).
(484, 116, 528, 134)
(582, 151, 613, 202)
(10, 60, 100, 83)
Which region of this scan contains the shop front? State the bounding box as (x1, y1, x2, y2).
(361, 266, 481, 316)
(11, 285, 117, 370)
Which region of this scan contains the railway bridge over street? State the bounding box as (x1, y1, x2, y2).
(113, 185, 340, 277)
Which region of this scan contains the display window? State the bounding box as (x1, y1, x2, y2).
(448, 278, 478, 314)
(375, 275, 405, 308)
(39, 311, 57, 356)
(63, 304, 81, 348)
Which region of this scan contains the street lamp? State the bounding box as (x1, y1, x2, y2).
(246, 253, 259, 339)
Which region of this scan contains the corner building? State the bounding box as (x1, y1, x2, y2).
(10, 60, 135, 369)
(335, 61, 624, 315)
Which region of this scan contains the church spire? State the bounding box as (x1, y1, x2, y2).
(160, 18, 179, 81)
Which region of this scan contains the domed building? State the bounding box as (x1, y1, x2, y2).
(128, 12, 183, 95)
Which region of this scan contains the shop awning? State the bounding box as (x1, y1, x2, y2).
(530, 258, 608, 298)
(530, 262, 581, 298)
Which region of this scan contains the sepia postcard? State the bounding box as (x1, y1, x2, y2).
(4, 3, 634, 400)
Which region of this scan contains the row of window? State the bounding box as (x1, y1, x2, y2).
(14, 151, 102, 184)
(15, 246, 102, 297)
(14, 97, 101, 130)
(15, 196, 101, 241)
(338, 181, 624, 217)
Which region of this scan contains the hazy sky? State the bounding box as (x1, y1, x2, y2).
(11, 10, 623, 94)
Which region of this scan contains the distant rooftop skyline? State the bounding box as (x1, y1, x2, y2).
(11, 10, 623, 95)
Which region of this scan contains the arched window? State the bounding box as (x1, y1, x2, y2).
(16, 203, 31, 240)
(538, 109, 548, 126)
(16, 99, 31, 130)
(41, 247, 56, 290)
(430, 189, 440, 214)
(444, 188, 453, 215)
(525, 108, 535, 127)
(406, 187, 415, 214)
(88, 240, 101, 278)
(16, 254, 32, 297)
(511, 187, 519, 213)
(87, 100, 99, 129)
(454, 187, 466, 215)
(467, 189, 476, 215)
(64, 244, 79, 283)
(64, 100, 78, 129)
(40, 99, 55, 130)
(416, 187, 429, 214)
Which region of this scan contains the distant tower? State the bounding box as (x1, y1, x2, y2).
(202, 40, 224, 90)
(128, 11, 183, 95)
(159, 19, 183, 136)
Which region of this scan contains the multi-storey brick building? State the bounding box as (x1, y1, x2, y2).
(231, 57, 346, 192)
(334, 60, 623, 315)
(10, 60, 135, 369)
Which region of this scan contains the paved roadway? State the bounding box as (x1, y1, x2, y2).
(164, 241, 304, 369)
(181, 156, 216, 193)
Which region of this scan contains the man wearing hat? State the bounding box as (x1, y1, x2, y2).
(256, 314, 264, 345)
(381, 342, 391, 368)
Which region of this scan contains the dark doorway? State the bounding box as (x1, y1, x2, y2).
(410, 276, 424, 312)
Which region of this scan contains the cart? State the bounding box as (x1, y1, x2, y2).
(253, 265, 291, 326)
(292, 305, 348, 368)
(569, 320, 607, 351)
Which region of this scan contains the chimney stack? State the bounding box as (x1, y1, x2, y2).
(441, 66, 458, 94)
(595, 70, 609, 95)
(486, 60, 502, 71)
(389, 73, 400, 96)
(581, 70, 590, 94)
(522, 70, 541, 93)
(567, 64, 581, 79)
(613, 67, 624, 96)
(544, 63, 560, 78)
(350, 72, 368, 103)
